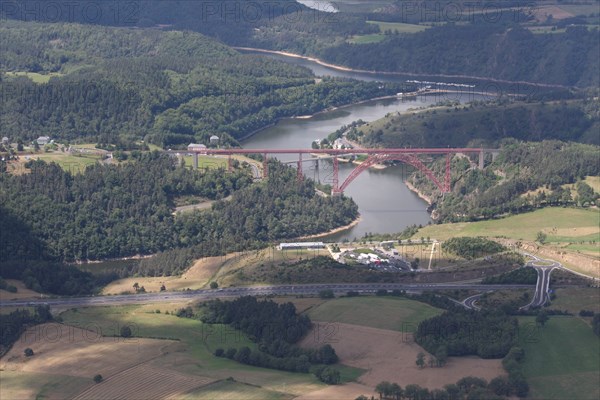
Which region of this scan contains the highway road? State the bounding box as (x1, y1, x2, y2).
(0, 282, 534, 309)
(519, 253, 560, 310)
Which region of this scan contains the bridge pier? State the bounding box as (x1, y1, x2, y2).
(297, 154, 303, 182)
(263, 153, 268, 178)
(478, 151, 484, 170)
(193, 153, 198, 169)
(332, 157, 340, 195)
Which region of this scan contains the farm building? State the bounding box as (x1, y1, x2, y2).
(209, 135, 219, 145)
(278, 242, 325, 250)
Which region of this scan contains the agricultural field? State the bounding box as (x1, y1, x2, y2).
(306, 296, 442, 332)
(57, 304, 333, 398)
(517, 316, 600, 400)
(0, 322, 195, 399)
(301, 321, 504, 390)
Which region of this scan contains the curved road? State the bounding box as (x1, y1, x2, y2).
(462, 293, 483, 310)
(0, 283, 533, 309)
(460, 253, 561, 311)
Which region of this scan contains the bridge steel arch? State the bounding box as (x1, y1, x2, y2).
(332, 153, 450, 195)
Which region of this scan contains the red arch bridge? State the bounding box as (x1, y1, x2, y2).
(180, 148, 497, 196)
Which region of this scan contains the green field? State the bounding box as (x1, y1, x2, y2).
(518, 316, 600, 400)
(181, 155, 228, 169)
(414, 207, 600, 241)
(367, 20, 429, 34)
(181, 380, 291, 400)
(307, 296, 442, 332)
(22, 153, 103, 173)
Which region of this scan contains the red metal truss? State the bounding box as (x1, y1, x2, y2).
(177, 147, 488, 194)
(333, 153, 449, 195)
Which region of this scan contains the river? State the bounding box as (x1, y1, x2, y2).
(242, 52, 491, 241)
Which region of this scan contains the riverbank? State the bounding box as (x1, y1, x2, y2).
(404, 180, 433, 205)
(234, 46, 570, 89)
(294, 215, 362, 240)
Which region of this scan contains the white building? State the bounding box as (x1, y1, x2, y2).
(278, 242, 325, 250)
(187, 143, 207, 153)
(209, 135, 219, 145)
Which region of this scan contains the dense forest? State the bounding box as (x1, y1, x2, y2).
(4, 1, 597, 87)
(319, 24, 599, 87)
(0, 152, 251, 260)
(0, 19, 403, 147)
(354, 98, 600, 148)
(0, 154, 358, 283)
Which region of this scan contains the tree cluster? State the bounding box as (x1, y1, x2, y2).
(483, 267, 538, 285)
(202, 296, 339, 376)
(415, 309, 518, 359)
(409, 139, 599, 222)
(500, 346, 529, 397)
(369, 373, 524, 400)
(442, 237, 506, 260)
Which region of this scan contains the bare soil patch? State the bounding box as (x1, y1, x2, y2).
(531, 5, 574, 21)
(300, 322, 504, 390)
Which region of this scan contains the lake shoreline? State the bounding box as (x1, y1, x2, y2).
(294, 215, 362, 241)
